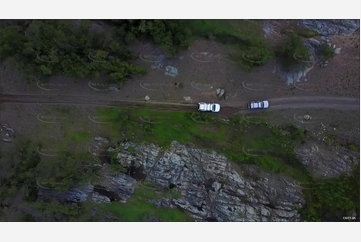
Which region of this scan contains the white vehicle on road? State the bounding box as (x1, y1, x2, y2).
(198, 102, 221, 113)
(248, 100, 269, 109)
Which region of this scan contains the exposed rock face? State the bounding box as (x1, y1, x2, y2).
(37, 141, 307, 221)
(115, 141, 305, 221)
(273, 38, 318, 85)
(273, 65, 314, 85)
(294, 142, 359, 178)
(37, 173, 137, 204)
(298, 19, 360, 36)
(263, 21, 274, 39)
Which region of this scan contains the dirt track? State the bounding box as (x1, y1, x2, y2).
(1, 94, 359, 116)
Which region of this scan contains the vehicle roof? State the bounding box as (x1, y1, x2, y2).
(249, 100, 269, 108)
(198, 102, 220, 111)
(263, 100, 269, 108)
(213, 103, 221, 112)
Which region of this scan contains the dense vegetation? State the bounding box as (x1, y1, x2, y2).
(110, 20, 193, 57)
(0, 139, 40, 206)
(0, 19, 277, 78)
(1, 19, 324, 77)
(111, 19, 274, 71)
(0, 138, 100, 210)
(275, 33, 310, 71)
(0, 20, 197, 83)
(300, 165, 360, 222)
(0, 20, 146, 84)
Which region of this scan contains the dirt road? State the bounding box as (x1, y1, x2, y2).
(0, 94, 359, 116)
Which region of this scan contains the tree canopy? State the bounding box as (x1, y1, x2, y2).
(0, 20, 146, 83)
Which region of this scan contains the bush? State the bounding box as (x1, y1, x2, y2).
(0, 26, 25, 61)
(0, 139, 40, 205)
(284, 124, 305, 140)
(346, 143, 358, 152)
(319, 43, 335, 60)
(296, 27, 319, 38)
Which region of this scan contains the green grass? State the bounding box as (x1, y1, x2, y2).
(66, 131, 90, 144)
(97, 107, 227, 147)
(163, 188, 182, 199)
(32, 106, 313, 185)
(100, 185, 191, 222)
(102, 199, 191, 222)
(95, 107, 311, 183)
(224, 123, 311, 183)
(35, 106, 93, 153)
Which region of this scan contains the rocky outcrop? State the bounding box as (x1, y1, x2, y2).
(37, 141, 306, 221)
(271, 20, 359, 84)
(37, 173, 137, 204)
(114, 141, 305, 222)
(298, 20, 360, 36)
(273, 65, 314, 85)
(273, 36, 341, 84)
(294, 142, 359, 178)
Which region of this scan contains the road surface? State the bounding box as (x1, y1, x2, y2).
(0, 93, 359, 116)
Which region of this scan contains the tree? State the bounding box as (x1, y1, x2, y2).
(0, 26, 24, 60)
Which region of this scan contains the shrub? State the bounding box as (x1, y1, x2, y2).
(319, 43, 335, 60)
(296, 27, 319, 38)
(276, 33, 310, 71)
